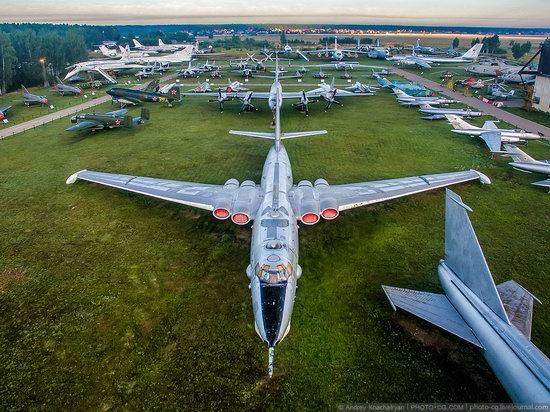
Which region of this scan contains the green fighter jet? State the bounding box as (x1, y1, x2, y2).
(65, 108, 149, 132)
(106, 84, 181, 107)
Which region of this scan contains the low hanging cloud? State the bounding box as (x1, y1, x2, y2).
(2, 0, 549, 27)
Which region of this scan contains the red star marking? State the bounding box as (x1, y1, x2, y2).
(115, 119, 121, 125)
(170, 89, 177, 95)
(152, 96, 158, 101)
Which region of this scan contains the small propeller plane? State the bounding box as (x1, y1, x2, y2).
(107, 84, 181, 107)
(65, 108, 149, 132)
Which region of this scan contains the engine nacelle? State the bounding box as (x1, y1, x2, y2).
(230, 180, 257, 225)
(297, 180, 320, 225)
(319, 196, 339, 220)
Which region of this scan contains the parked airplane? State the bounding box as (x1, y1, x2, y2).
(98, 45, 157, 59)
(107, 84, 181, 106)
(134, 65, 164, 79)
(302, 38, 369, 61)
(0, 105, 12, 120)
(346, 82, 376, 94)
(66, 108, 149, 132)
(189, 82, 212, 93)
(50, 76, 83, 96)
(64, 59, 144, 84)
(384, 189, 550, 402)
(446, 115, 543, 152)
(412, 39, 436, 54)
(390, 44, 484, 69)
(394, 89, 457, 106)
(502, 144, 550, 191)
(22, 85, 48, 106)
(375, 75, 432, 96)
(66, 80, 490, 377)
(487, 84, 516, 100)
(132, 39, 179, 53)
(198, 60, 219, 72)
(177, 61, 204, 78)
(312, 68, 329, 79)
(419, 104, 482, 120)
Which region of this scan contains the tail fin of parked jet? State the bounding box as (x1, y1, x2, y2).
(99, 45, 117, 58)
(445, 114, 473, 130)
(503, 144, 537, 163)
(133, 39, 144, 48)
(159, 39, 165, 47)
(461, 43, 483, 60)
(164, 85, 181, 102)
(228, 130, 327, 140)
(444, 189, 510, 323)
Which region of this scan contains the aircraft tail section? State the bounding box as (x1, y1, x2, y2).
(21, 85, 30, 94)
(164, 85, 181, 102)
(503, 144, 537, 163)
(99, 45, 116, 58)
(497, 280, 541, 340)
(461, 43, 483, 60)
(445, 114, 472, 129)
(382, 286, 483, 348)
(158, 39, 165, 46)
(133, 39, 143, 48)
(444, 189, 510, 324)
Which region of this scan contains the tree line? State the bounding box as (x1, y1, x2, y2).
(0, 25, 98, 94)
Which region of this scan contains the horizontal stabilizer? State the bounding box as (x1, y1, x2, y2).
(532, 179, 550, 189)
(482, 120, 499, 130)
(497, 280, 540, 339)
(229, 130, 327, 140)
(382, 286, 483, 348)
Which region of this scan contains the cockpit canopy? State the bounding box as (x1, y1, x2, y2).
(255, 259, 293, 284)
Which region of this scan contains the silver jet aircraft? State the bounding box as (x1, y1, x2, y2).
(22, 85, 49, 106)
(446, 115, 544, 153)
(383, 189, 550, 402)
(50, 76, 83, 96)
(66, 66, 491, 376)
(502, 144, 550, 191)
(394, 88, 458, 106)
(419, 104, 482, 120)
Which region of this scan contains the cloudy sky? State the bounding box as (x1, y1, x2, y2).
(2, 0, 549, 27)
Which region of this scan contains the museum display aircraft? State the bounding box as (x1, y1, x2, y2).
(65, 108, 149, 132)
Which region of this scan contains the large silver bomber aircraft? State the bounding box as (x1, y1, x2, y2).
(66, 68, 491, 377)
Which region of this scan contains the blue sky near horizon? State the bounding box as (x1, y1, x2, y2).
(2, 0, 549, 28)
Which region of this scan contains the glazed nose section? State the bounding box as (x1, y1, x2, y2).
(260, 283, 287, 347)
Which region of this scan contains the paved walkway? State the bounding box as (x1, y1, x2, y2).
(0, 73, 179, 140)
(392, 68, 550, 136)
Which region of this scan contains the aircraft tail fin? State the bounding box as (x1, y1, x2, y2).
(503, 144, 537, 163)
(444, 189, 510, 324)
(159, 39, 165, 46)
(446, 114, 473, 130)
(99, 45, 115, 57)
(461, 43, 483, 60)
(133, 39, 143, 48)
(164, 85, 181, 101)
(382, 286, 483, 348)
(228, 130, 327, 140)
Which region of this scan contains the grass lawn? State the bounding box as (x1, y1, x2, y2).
(0, 70, 549, 410)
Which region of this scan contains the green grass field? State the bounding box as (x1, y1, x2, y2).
(0, 69, 549, 410)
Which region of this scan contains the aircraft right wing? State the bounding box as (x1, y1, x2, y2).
(0, 105, 12, 115)
(312, 170, 490, 212)
(66, 170, 262, 214)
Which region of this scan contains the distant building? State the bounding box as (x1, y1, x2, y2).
(533, 43, 550, 114)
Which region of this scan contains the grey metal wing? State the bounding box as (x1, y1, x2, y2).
(532, 179, 550, 189)
(105, 109, 129, 116)
(324, 170, 490, 211)
(66, 170, 230, 212)
(382, 286, 483, 348)
(65, 121, 102, 132)
(479, 132, 503, 153)
(497, 280, 541, 340)
(0, 105, 11, 115)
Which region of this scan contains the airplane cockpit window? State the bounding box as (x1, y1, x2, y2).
(255, 262, 293, 284)
(265, 240, 284, 250)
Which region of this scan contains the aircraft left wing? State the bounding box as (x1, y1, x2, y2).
(482, 120, 499, 130)
(479, 132, 504, 153)
(66, 170, 260, 213)
(309, 170, 490, 212)
(65, 121, 102, 132)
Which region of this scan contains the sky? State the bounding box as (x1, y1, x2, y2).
(2, 0, 549, 28)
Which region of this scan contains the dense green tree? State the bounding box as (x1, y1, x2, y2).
(471, 37, 480, 47)
(512, 41, 532, 60)
(452, 37, 459, 49)
(0, 32, 17, 95)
